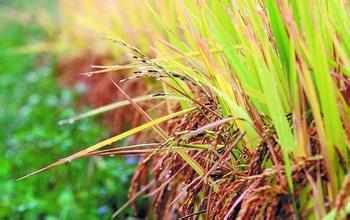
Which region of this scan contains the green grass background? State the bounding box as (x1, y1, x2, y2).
(0, 3, 136, 220)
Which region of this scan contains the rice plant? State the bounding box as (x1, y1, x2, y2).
(22, 0, 350, 219)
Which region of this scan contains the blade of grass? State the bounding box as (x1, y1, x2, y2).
(58, 94, 187, 125)
(110, 79, 168, 140)
(17, 107, 195, 180)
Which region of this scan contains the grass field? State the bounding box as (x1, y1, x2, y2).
(0, 7, 136, 220)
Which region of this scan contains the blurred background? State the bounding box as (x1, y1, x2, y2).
(0, 1, 147, 219)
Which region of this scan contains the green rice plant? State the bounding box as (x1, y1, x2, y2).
(22, 0, 350, 219)
(122, 0, 350, 218)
